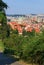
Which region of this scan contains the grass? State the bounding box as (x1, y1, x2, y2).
(0, 40, 4, 52)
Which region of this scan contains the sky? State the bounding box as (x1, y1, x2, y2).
(3, 0, 44, 15)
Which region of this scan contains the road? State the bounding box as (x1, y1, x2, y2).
(0, 52, 22, 65)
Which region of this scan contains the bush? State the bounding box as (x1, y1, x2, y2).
(3, 34, 23, 56)
(3, 37, 15, 54)
(3, 29, 44, 65)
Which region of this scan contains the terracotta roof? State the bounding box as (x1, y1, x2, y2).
(7, 21, 41, 33)
(10, 22, 18, 25)
(25, 27, 33, 32)
(34, 28, 40, 33)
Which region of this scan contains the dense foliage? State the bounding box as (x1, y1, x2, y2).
(3, 30, 44, 65)
(0, 0, 9, 40)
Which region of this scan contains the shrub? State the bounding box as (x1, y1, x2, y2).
(3, 29, 44, 65)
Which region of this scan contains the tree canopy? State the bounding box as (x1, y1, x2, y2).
(0, 0, 8, 40)
(0, 0, 7, 11)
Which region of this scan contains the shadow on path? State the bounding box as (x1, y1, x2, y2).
(0, 52, 19, 65)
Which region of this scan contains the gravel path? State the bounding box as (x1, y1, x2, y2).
(0, 52, 22, 65)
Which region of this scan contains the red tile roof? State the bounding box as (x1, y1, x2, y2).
(26, 27, 33, 32)
(7, 21, 41, 34)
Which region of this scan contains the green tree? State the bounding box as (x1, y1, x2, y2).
(0, 0, 8, 41)
(0, 0, 7, 11)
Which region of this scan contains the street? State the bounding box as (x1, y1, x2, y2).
(0, 52, 22, 65)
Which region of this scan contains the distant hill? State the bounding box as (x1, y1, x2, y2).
(6, 14, 27, 17)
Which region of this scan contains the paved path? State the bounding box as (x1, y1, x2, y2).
(0, 52, 22, 65)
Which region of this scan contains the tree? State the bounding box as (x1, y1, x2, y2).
(0, 0, 7, 11)
(0, 0, 8, 41)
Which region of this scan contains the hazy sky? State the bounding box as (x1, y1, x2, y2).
(3, 0, 44, 14)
